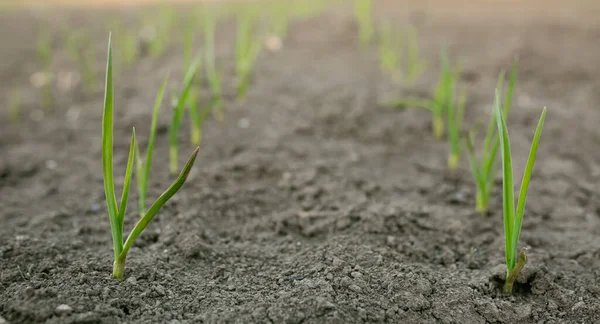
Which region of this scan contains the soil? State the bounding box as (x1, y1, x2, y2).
(2, 1, 600, 323)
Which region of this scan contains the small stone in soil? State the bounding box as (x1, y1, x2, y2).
(55, 304, 73, 315)
(0, 315, 7, 324)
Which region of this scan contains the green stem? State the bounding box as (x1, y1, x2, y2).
(475, 191, 487, 215)
(504, 247, 528, 295)
(113, 258, 126, 280)
(448, 153, 459, 170)
(191, 127, 201, 146)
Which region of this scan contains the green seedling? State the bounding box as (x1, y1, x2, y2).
(466, 63, 518, 214)
(121, 29, 139, 66)
(66, 30, 84, 64)
(38, 29, 53, 110)
(203, 10, 224, 121)
(236, 11, 261, 100)
(66, 31, 97, 93)
(495, 89, 546, 295)
(354, 0, 374, 48)
(170, 55, 202, 175)
(9, 88, 21, 123)
(187, 87, 213, 146)
(404, 25, 427, 86)
(147, 5, 176, 58)
(136, 76, 169, 218)
(385, 49, 456, 139)
(377, 20, 402, 82)
(102, 34, 199, 280)
(268, 1, 290, 38)
(446, 84, 466, 170)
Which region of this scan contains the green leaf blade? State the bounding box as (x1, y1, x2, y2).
(117, 128, 136, 234)
(495, 88, 516, 271)
(102, 33, 122, 260)
(119, 147, 200, 263)
(513, 107, 546, 251)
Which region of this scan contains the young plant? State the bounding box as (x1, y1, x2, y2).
(204, 10, 224, 121)
(377, 20, 402, 81)
(404, 25, 427, 86)
(354, 0, 374, 48)
(135, 76, 169, 218)
(495, 89, 546, 295)
(466, 63, 518, 214)
(446, 84, 467, 169)
(147, 5, 176, 58)
(66, 31, 97, 93)
(170, 55, 202, 175)
(187, 87, 213, 146)
(37, 29, 53, 110)
(385, 49, 456, 139)
(235, 11, 261, 100)
(102, 34, 199, 280)
(268, 1, 290, 39)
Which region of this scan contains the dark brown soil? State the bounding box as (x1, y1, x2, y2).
(2, 1, 600, 323)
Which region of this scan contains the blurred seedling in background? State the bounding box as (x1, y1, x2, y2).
(37, 29, 54, 110)
(494, 89, 546, 295)
(203, 8, 225, 121)
(446, 81, 467, 170)
(377, 22, 427, 86)
(236, 9, 262, 100)
(187, 87, 213, 147)
(404, 25, 427, 86)
(145, 4, 177, 58)
(67, 31, 97, 93)
(170, 56, 202, 176)
(102, 34, 199, 280)
(267, 1, 290, 40)
(466, 63, 518, 215)
(111, 20, 139, 68)
(377, 20, 402, 81)
(384, 49, 458, 140)
(354, 0, 374, 48)
(136, 76, 169, 218)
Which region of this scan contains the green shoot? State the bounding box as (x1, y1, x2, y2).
(268, 1, 290, 39)
(385, 49, 456, 139)
(377, 20, 402, 82)
(136, 76, 169, 218)
(447, 84, 466, 170)
(103, 34, 199, 280)
(404, 25, 427, 86)
(66, 31, 96, 93)
(9, 88, 21, 123)
(66, 31, 95, 92)
(466, 62, 518, 215)
(204, 10, 224, 121)
(37, 29, 53, 110)
(170, 55, 202, 175)
(236, 10, 261, 100)
(121, 29, 139, 67)
(354, 0, 374, 48)
(148, 5, 176, 58)
(495, 88, 546, 295)
(187, 87, 213, 147)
